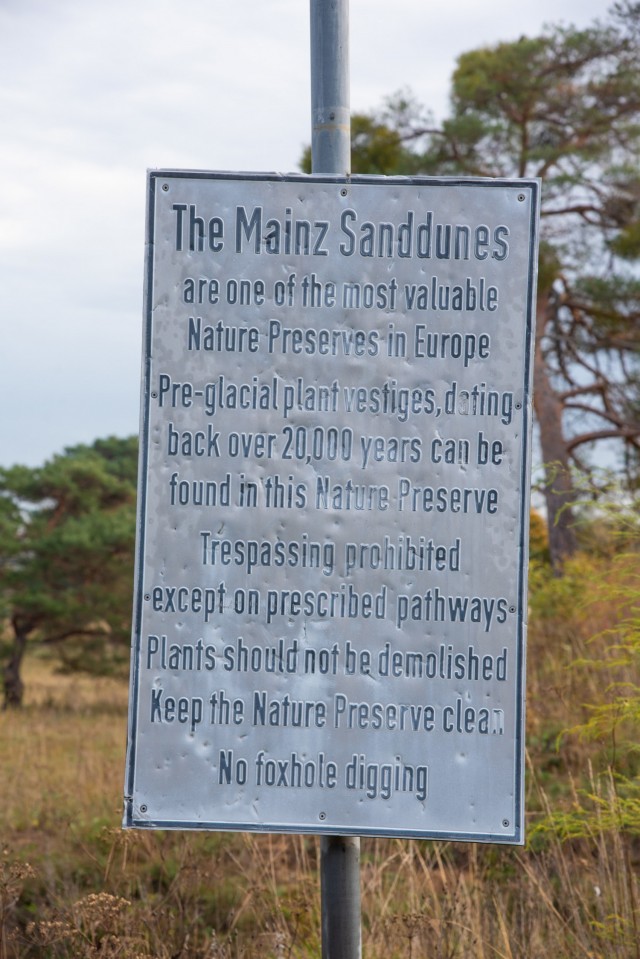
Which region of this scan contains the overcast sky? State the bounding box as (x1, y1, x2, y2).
(0, 0, 610, 467)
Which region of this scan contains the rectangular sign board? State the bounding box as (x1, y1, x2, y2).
(124, 171, 539, 842)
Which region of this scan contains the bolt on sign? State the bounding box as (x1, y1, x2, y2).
(124, 172, 539, 843)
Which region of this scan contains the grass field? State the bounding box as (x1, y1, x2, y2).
(2, 541, 640, 957)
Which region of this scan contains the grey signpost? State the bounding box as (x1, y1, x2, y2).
(124, 3, 539, 957)
(310, 3, 362, 958)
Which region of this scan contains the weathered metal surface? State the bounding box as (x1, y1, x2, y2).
(124, 171, 539, 843)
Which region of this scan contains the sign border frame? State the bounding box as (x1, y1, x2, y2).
(124, 170, 539, 844)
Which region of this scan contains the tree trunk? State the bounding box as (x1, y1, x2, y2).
(533, 297, 579, 569)
(3, 623, 28, 708)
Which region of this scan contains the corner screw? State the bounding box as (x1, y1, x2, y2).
(502, 819, 510, 828)
(162, 183, 169, 192)
(140, 804, 148, 814)
(518, 193, 525, 202)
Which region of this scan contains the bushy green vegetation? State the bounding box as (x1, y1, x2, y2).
(0, 436, 137, 707)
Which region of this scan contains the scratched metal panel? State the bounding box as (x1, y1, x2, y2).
(124, 171, 539, 843)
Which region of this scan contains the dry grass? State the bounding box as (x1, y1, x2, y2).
(2, 543, 640, 957)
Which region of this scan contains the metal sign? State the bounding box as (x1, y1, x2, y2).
(124, 171, 539, 843)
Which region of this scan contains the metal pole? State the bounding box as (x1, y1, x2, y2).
(320, 836, 361, 959)
(310, 3, 360, 958)
(310, 0, 351, 175)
